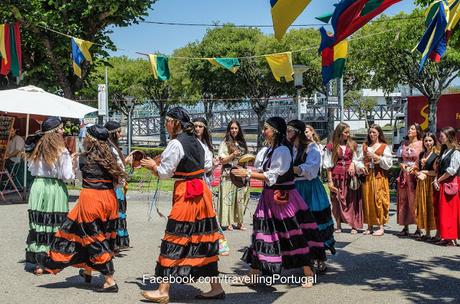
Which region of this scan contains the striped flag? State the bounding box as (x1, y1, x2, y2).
(271, 0, 312, 41)
(148, 54, 170, 81)
(71, 37, 93, 78)
(319, 0, 401, 52)
(0, 23, 22, 77)
(322, 39, 349, 85)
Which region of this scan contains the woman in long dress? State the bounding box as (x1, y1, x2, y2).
(217, 119, 250, 230)
(396, 123, 423, 237)
(233, 117, 325, 288)
(433, 127, 460, 246)
(287, 120, 335, 273)
(35, 125, 127, 293)
(25, 117, 74, 267)
(105, 121, 130, 250)
(193, 117, 230, 256)
(356, 124, 393, 236)
(141, 107, 224, 303)
(324, 122, 363, 234)
(414, 132, 438, 241)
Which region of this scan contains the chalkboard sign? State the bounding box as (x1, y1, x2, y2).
(0, 116, 15, 170)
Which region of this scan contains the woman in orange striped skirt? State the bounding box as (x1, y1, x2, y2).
(35, 125, 127, 293)
(140, 107, 224, 303)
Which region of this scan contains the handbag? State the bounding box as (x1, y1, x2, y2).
(349, 175, 361, 191)
(273, 190, 289, 205)
(444, 179, 458, 196)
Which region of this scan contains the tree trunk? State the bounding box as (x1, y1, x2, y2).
(203, 100, 214, 127)
(428, 96, 439, 133)
(158, 101, 170, 147)
(40, 35, 75, 99)
(251, 98, 269, 150)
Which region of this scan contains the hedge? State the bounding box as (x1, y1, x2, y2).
(131, 146, 165, 158)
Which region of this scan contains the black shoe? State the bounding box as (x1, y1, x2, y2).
(79, 269, 92, 283)
(94, 283, 119, 293)
(195, 292, 225, 300)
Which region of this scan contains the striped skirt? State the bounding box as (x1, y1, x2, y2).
(295, 178, 336, 255)
(26, 177, 69, 265)
(155, 179, 220, 278)
(115, 187, 130, 249)
(42, 188, 119, 275)
(242, 187, 325, 275)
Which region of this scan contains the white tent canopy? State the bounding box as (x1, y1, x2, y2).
(0, 85, 97, 118)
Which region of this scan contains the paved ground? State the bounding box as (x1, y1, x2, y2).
(1, 190, 459, 304)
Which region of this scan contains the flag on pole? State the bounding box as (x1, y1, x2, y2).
(271, 0, 312, 41)
(318, 0, 401, 52)
(71, 37, 93, 78)
(207, 57, 240, 73)
(0, 22, 22, 77)
(322, 39, 349, 85)
(265, 52, 294, 82)
(148, 54, 170, 80)
(414, 0, 448, 71)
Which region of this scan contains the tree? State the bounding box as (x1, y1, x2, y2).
(0, 0, 158, 98)
(355, 10, 460, 132)
(344, 90, 378, 128)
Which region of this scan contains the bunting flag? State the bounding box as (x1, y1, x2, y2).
(207, 57, 240, 73)
(318, 0, 401, 52)
(271, 0, 312, 41)
(148, 54, 170, 80)
(0, 24, 7, 65)
(322, 39, 349, 85)
(0, 22, 22, 77)
(71, 37, 93, 78)
(265, 52, 294, 82)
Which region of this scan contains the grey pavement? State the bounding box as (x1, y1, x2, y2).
(1, 190, 459, 304)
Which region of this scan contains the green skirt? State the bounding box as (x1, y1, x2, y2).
(217, 175, 250, 227)
(25, 177, 69, 265)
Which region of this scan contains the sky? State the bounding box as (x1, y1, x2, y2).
(109, 0, 416, 57)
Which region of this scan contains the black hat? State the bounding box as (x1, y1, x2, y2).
(42, 117, 62, 133)
(287, 119, 306, 134)
(104, 121, 121, 133)
(266, 117, 287, 135)
(86, 125, 109, 141)
(166, 107, 191, 128)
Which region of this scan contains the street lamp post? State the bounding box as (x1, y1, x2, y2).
(293, 65, 307, 120)
(125, 96, 135, 154)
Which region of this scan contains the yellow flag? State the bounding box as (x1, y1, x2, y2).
(265, 52, 294, 82)
(0, 24, 7, 64)
(271, 0, 312, 41)
(447, 0, 460, 32)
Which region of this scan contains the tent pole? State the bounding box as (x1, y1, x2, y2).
(23, 113, 29, 196)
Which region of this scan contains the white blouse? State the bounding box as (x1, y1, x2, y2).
(441, 149, 460, 176)
(255, 145, 292, 187)
(293, 143, 321, 181)
(28, 149, 74, 181)
(355, 144, 393, 171)
(156, 137, 211, 179)
(198, 140, 213, 174)
(323, 145, 360, 169)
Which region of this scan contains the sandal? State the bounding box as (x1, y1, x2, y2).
(396, 228, 409, 237)
(363, 230, 373, 235)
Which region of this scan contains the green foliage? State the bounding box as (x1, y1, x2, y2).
(0, 0, 158, 97)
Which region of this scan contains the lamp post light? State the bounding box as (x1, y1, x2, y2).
(293, 65, 307, 120)
(125, 96, 135, 154)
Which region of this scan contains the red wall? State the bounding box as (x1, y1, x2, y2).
(407, 94, 460, 133)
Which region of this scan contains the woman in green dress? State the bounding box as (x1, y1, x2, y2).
(217, 119, 250, 231)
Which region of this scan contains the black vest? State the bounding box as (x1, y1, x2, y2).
(293, 143, 320, 178)
(79, 156, 114, 189)
(418, 151, 438, 171)
(172, 133, 205, 179)
(263, 145, 295, 190)
(439, 149, 458, 176)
